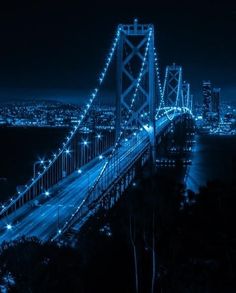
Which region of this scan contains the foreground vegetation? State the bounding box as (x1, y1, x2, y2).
(1, 166, 236, 292)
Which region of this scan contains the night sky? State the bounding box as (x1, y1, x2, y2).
(0, 0, 235, 103)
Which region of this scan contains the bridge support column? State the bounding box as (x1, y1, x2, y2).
(148, 25, 157, 169)
(115, 20, 157, 168)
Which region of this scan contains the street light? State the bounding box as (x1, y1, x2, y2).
(33, 159, 47, 178)
(62, 149, 71, 178)
(45, 191, 50, 197)
(81, 139, 89, 165)
(65, 148, 70, 155)
(83, 140, 88, 146)
(95, 133, 102, 156)
(6, 224, 12, 230)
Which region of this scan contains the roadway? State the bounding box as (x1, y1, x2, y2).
(0, 114, 179, 243)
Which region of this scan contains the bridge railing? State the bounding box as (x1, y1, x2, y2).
(0, 129, 115, 219)
(53, 130, 151, 238)
(0, 25, 122, 219)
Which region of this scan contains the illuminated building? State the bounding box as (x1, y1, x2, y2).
(202, 80, 211, 121)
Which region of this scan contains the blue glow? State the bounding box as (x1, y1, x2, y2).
(0, 22, 196, 244)
(65, 149, 70, 154)
(6, 224, 12, 230)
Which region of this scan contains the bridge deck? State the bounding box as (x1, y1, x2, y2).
(0, 129, 151, 242)
(0, 115, 181, 243)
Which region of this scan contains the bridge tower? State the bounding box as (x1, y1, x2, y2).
(165, 63, 183, 108)
(182, 81, 190, 109)
(115, 19, 157, 163)
(190, 94, 193, 113)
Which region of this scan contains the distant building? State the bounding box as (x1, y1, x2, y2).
(182, 81, 190, 109)
(202, 80, 212, 121)
(211, 88, 221, 122)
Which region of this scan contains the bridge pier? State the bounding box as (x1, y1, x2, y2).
(156, 114, 195, 167)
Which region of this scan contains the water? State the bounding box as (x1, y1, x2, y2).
(0, 127, 236, 202)
(186, 134, 236, 192)
(0, 127, 68, 201)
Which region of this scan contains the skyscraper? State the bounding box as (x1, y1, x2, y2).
(212, 88, 221, 122)
(202, 80, 211, 120)
(182, 81, 190, 109)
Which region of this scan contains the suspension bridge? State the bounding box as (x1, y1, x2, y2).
(0, 20, 194, 243)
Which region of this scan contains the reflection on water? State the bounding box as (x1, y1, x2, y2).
(185, 135, 236, 192)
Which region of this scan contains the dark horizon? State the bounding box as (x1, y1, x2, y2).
(0, 0, 235, 103)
